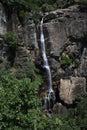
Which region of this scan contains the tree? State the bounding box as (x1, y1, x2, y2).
(0, 65, 43, 129)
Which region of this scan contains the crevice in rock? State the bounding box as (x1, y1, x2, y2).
(80, 37, 87, 55)
(7, 49, 16, 66)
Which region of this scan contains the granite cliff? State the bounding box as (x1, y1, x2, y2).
(0, 2, 87, 111)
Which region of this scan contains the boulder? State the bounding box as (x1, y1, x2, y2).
(53, 102, 67, 115)
(59, 77, 86, 104)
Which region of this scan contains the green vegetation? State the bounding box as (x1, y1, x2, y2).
(0, 67, 87, 130)
(1, 32, 19, 51)
(0, 64, 43, 130)
(18, 10, 26, 23)
(0, 0, 75, 14)
(61, 54, 73, 69)
(15, 60, 40, 80)
(1, 0, 87, 24)
(75, 0, 87, 4)
(0, 32, 19, 66)
(1, 0, 87, 15)
(0, 0, 87, 129)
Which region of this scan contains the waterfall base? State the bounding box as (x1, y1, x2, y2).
(43, 91, 55, 112)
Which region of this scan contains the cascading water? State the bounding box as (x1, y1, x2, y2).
(40, 18, 55, 111)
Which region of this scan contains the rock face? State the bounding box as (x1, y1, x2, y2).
(78, 48, 87, 77)
(0, 3, 8, 65)
(59, 77, 86, 104)
(0, 38, 9, 64)
(44, 5, 87, 56)
(53, 102, 67, 115)
(0, 3, 87, 107)
(0, 3, 7, 34)
(13, 12, 39, 67)
(43, 5, 87, 99)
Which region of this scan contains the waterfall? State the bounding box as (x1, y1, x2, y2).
(40, 18, 55, 111)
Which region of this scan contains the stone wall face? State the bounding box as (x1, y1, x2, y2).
(0, 3, 87, 107)
(59, 77, 86, 104)
(0, 3, 7, 34)
(42, 5, 87, 105)
(0, 3, 8, 64)
(42, 5, 87, 92)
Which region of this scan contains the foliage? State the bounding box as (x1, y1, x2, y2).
(61, 54, 73, 69)
(2, 32, 19, 51)
(56, 0, 74, 8)
(0, 67, 63, 130)
(18, 9, 26, 23)
(0, 66, 87, 129)
(0, 0, 71, 14)
(15, 60, 41, 81)
(74, 0, 87, 4)
(61, 92, 87, 130)
(1, 0, 87, 16)
(0, 32, 19, 66)
(1, 0, 81, 24)
(0, 66, 43, 130)
(75, 92, 87, 129)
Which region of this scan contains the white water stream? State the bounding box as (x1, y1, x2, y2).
(40, 18, 55, 110)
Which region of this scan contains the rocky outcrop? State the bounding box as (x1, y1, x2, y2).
(43, 5, 87, 93)
(13, 12, 39, 67)
(0, 3, 7, 34)
(0, 38, 8, 64)
(0, 2, 87, 107)
(78, 48, 87, 77)
(53, 102, 67, 115)
(59, 77, 86, 104)
(0, 3, 8, 65)
(44, 5, 87, 55)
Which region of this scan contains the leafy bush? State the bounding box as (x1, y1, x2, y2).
(0, 67, 63, 130)
(75, 92, 87, 129)
(61, 54, 73, 69)
(18, 10, 26, 23)
(3, 32, 19, 50)
(74, 0, 87, 4)
(15, 60, 40, 80)
(0, 66, 87, 129)
(0, 67, 43, 130)
(61, 92, 87, 130)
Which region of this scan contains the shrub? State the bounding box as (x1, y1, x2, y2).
(75, 92, 87, 129)
(61, 92, 87, 130)
(74, 0, 87, 4)
(0, 67, 87, 129)
(0, 67, 43, 130)
(61, 54, 73, 69)
(0, 68, 64, 130)
(15, 60, 40, 80)
(18, 10, 26, 23)
(3, 32, 19, 51)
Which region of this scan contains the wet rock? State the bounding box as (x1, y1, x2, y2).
(53, 102, 67, 115)
(59, 77, 86, 104)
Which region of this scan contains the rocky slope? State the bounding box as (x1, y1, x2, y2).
(0, 2, 87, 111)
